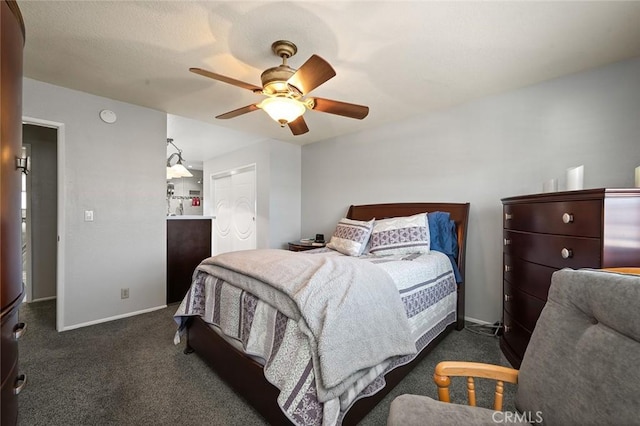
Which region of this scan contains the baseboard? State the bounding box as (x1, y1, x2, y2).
(30, 296, 57, 303)
(60, 305, 167, 331)
(464, 315, 496, 326)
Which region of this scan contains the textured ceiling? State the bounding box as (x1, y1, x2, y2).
(19, 1, 640, 157)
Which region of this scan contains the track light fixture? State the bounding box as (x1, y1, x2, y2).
(166, 138, 192, 179)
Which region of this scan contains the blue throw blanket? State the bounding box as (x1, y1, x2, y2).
(428, 211, 462, 283)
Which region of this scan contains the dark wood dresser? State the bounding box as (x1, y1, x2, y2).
(501, 188, 640, 368)
(167, 218, 212, 304)
(1, 1, 27, 424)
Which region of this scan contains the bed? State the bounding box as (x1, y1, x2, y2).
(174, 202, 470, 425)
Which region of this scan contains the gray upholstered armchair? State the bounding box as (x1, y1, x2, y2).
(388, 269, 640, 425)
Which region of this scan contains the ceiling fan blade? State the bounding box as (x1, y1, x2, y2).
(190, 67, 262, 92)
(287, 55, 336, 95)
(216, 104, 260, 119)
(311, 98, 369, 120)
(288, 116, 309, 135)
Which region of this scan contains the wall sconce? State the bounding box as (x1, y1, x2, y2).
(166, 138, 193, 179)
(15, 147, 30, 175)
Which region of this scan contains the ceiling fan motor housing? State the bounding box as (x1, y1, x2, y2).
(261, 65, 296, 96)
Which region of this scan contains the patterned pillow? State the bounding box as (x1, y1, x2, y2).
(326, 218, 375, 256)
(369, 213, 430, 255)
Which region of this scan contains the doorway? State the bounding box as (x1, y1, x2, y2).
(22, 117, 65, 331)
(211, 164, 257, 255)
(22, 124, 58, 305)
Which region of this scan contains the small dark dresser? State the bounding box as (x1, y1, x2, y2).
(167, 218, 212, 304)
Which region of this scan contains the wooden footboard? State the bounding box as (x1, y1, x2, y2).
(186, 316, 289, 424)
(187, 316, 456, 425)
(185, 202, 470, 424)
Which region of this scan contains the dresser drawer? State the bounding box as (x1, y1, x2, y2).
(1, 361, 25, 426)
(502, 311, 531, 363)
(503, 254, 556, 300)
(1, 307, 24, 382)
(504, 230, 601, 269)
(503, 281, 546, 333)
(503, 200, 602, 237)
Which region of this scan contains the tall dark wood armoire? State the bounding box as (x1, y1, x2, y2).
(1, 1, 27, 424)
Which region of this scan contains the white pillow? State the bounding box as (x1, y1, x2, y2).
(326, 218, 375, 256)
(369, 212, 430, 255)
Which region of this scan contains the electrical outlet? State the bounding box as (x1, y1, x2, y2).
(121, 288, 129, 299)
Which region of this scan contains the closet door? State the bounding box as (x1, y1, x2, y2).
(212, 166, 257, 255)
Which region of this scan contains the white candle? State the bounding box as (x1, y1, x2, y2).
(543, 178, 558, 193)
(567, 165, 584, 191)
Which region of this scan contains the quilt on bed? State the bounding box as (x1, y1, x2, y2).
(174, 249, 456, 426)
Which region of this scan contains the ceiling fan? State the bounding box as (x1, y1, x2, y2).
(190, 40, 369, 136)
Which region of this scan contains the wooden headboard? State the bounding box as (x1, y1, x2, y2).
(347, 202, 470, 329)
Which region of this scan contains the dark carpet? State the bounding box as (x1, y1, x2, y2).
(17, 300, 515, 425)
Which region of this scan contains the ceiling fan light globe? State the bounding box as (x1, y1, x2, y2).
(259, 97, 306, 125)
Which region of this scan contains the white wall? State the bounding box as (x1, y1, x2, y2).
(301, 57, 640, 323)
(203, 140, 301, 250)
(268, 141, 302, 248)
(23, 78, 167, 330)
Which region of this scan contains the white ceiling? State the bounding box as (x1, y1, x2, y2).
(19, 1, 640, 166)
(166, 113, 265, 170)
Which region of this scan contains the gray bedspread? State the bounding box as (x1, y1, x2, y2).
(196, 248, 417, 401)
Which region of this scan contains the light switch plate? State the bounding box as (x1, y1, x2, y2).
(84, 210, 94, 222)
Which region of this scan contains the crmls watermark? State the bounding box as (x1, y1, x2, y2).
(492, 411, 543, 424)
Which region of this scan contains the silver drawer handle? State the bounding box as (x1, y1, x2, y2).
(561, 248, 573, 259)
(504, 265, 512, 272)
(504, 213, 513, 221)
(503, 238, 511, 246)
(562, 213, 574, 224)
(14, 374, 27, 395)
(13, 322, 26, 340)
(504, 294, 512, 302)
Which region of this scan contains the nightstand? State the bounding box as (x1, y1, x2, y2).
(288, 242, 325, 252)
